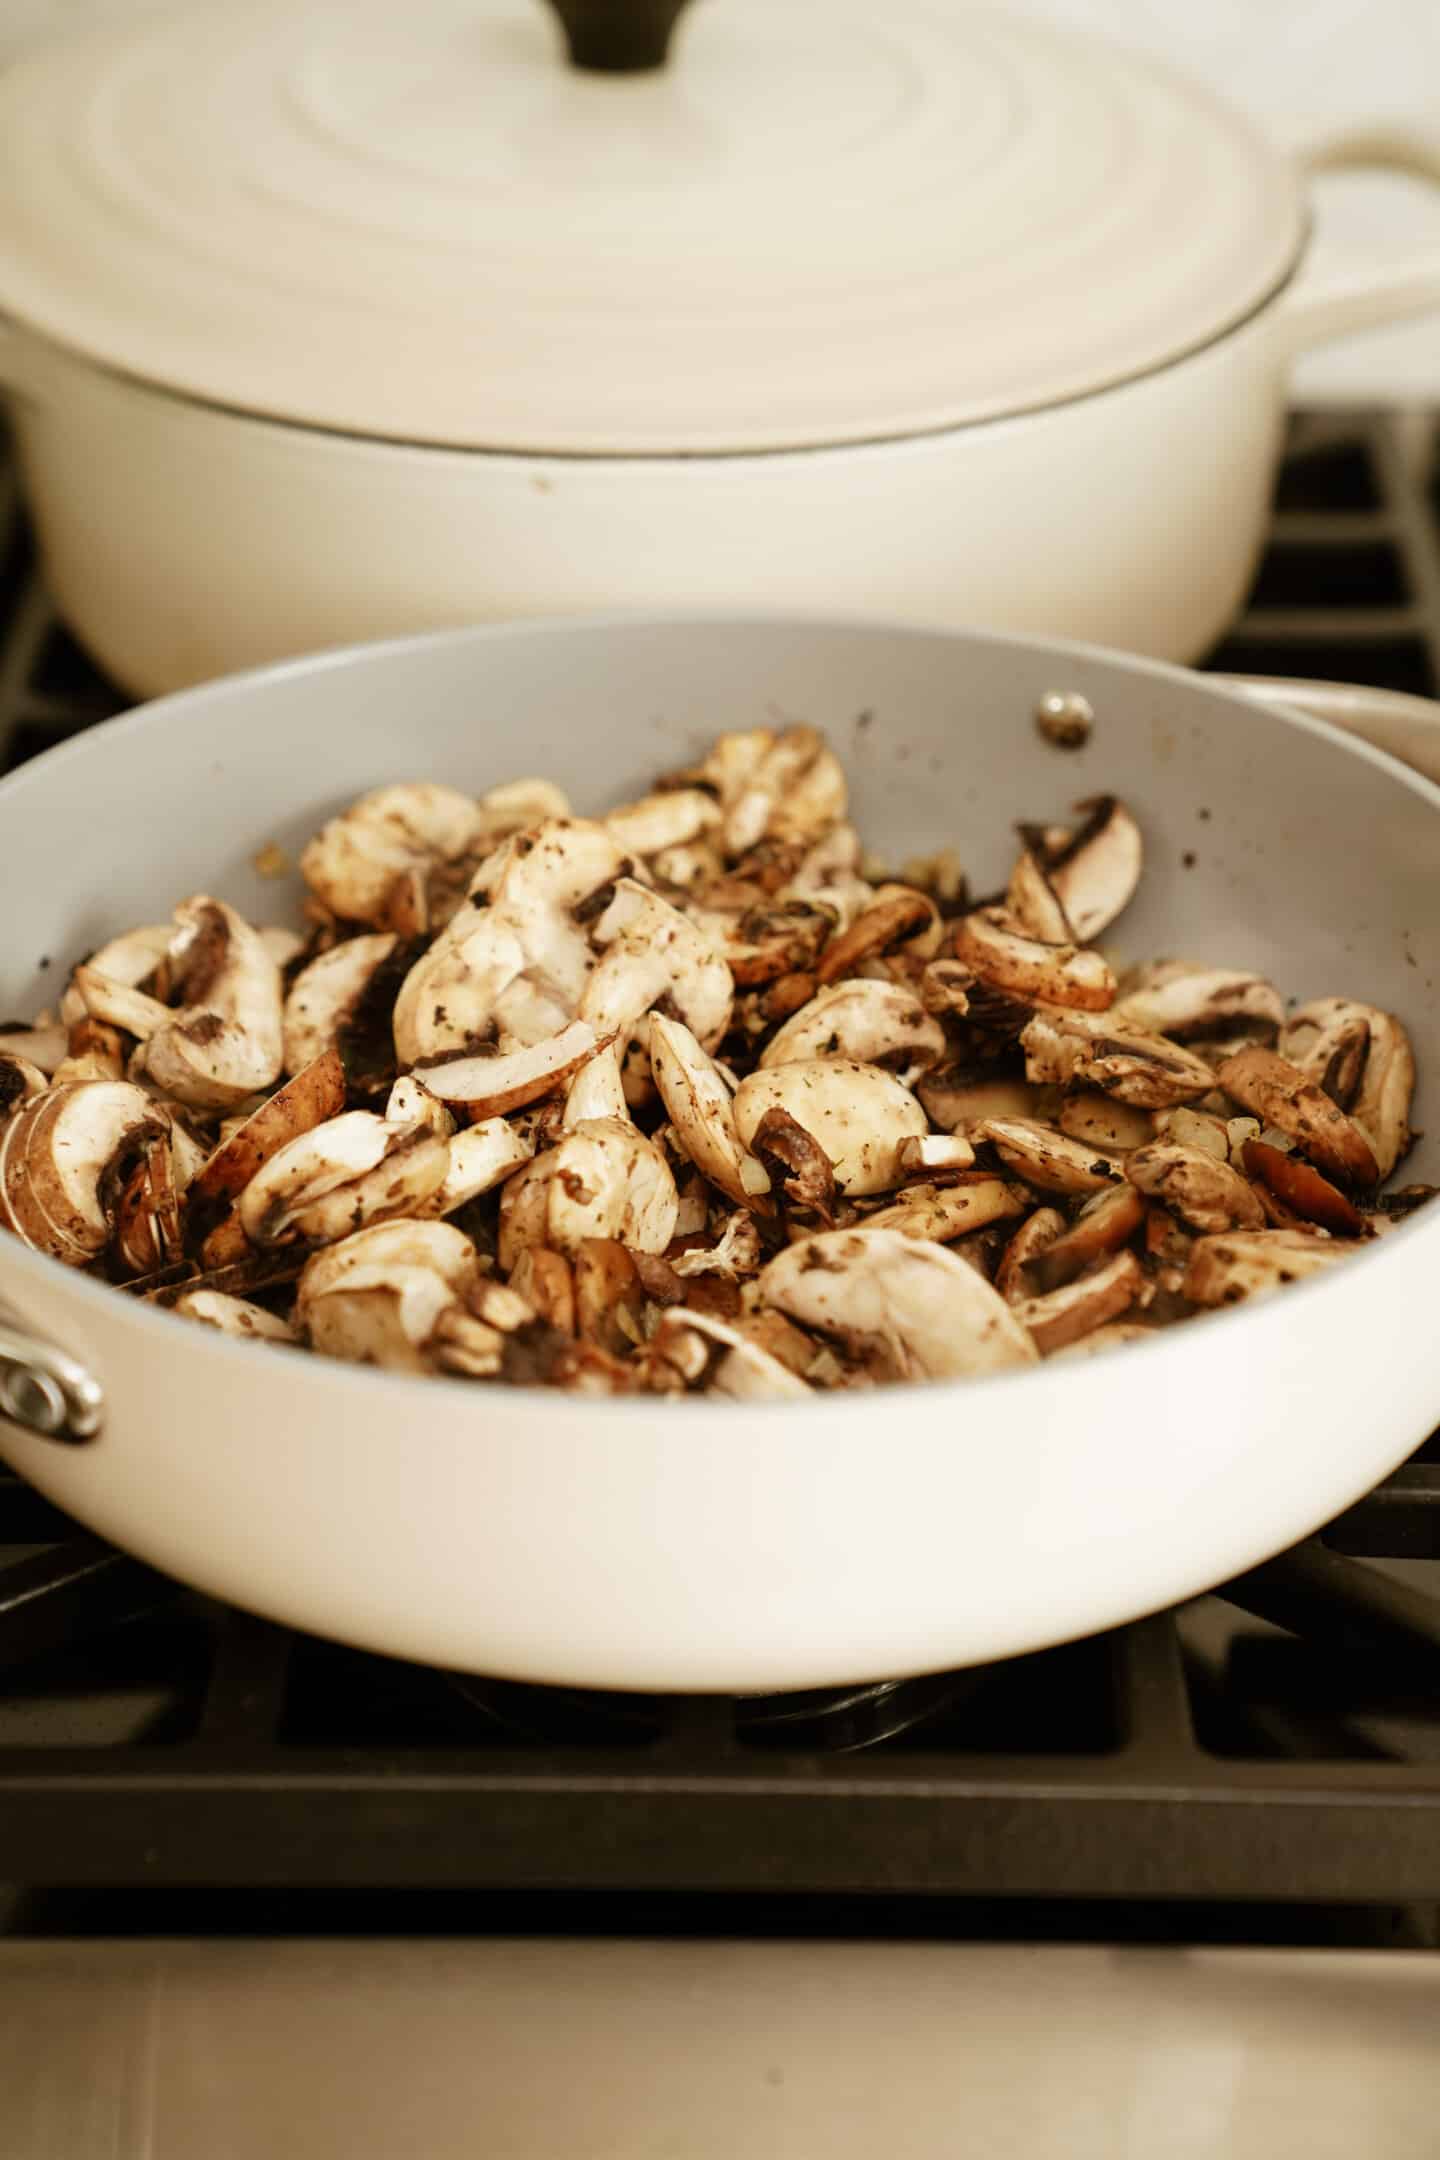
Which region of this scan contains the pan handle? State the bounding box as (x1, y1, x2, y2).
(1215, 674, 1440, 788)
(0, 1301, 104, 1444)
(1280, 130, 1440, 354)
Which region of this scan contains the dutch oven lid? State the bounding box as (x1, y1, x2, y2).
(0, 0, 1305, 454)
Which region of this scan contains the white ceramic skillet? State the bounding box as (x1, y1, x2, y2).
(1, 617, 1438, 1691)
(1, 0, 1440, 693)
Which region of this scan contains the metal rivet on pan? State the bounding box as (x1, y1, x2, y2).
(1035, 692, 1094, 750)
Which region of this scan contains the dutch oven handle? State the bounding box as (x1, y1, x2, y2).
(1281, 130, 1440, 353)
(544, 0, 692, 73)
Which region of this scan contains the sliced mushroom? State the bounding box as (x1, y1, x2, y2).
(1008, 1248, 1145, 1353)
(1018, 1184, 1147, 1292)
(59, 924, 173, 1027)
(139, 898, 285, 1112)
(1004, 844, 1073, 944)
(692, 726, 846, 858)
(1280, 998, 1415, 1181)
(496, 1065, 680, 1270)
(748, 1106, 837, 1223)
(295, 1219, 481, 1373)
(1215, 1046, 1379, 1188)
(994, 1207, 1067, 1302)
(282, 933, 400, 1076)
(955, 908, 1116, 1011)
(760, 978, 946, 1087)
(974, 1116, 1125, 1196)
(917, 959, 975, 1018)
(1113, 961, 1284, 1043)
(1240, 1138, 1367, 1237)
(300, 782, 489, 930)
(1023, 797, 1142, 942)
(732, 1060, 928, 1198)
(392, 817, 625, 1064)
(507, 1246, 577, 1336)
(917, 1068, 1052, 1135)
(54, 1017, 129, 1085)
(1182, 1228, 1348, 1308)
(112, 1127, 186, 1277)
(184, 1050, 348, 1245)
(1020, 1011, 1217, 1108)
(605, 788, 721, 859)
(0, 1052, 47, 1118)
(638, 1307, 811, 1400)
(0, 1080, 169, 1266)
(684, 899, 833, 989)
(1124, 1141, 1266, 1234)
(649, 1013, 772, 1209)
(417, 1018, 604, 1119)
(815, 887, 942, 983)
(1151, 1105, 1232, 1162)
(758, 1227, 1039, 1382)
(422, 1117, 535, 1218)
(67, 966, 173, 1042)
(579, 879, 733, 1051)
(1056, 1092, 1154, 1153)
(896, 1133, 977, 1174)
(780, 821, 876, 932)
(861, 1174, 1029, 1244)
(572, 1239, 648, 1357)
(174, 1290, 297, 1343)
(237, 1105, 452, 1248)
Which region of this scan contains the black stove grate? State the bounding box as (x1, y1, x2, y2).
(2, 413, 1440, 1903)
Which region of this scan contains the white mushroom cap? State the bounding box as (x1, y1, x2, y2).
(1021, 1011, 1217, 1108)
(733, 1060, 927, 1198)
(1181, 1227, 1348, 1307)
(418, 1018, 603, 1117)
(643, 1307, 811, 1400)
(758, 1227, 1039, 1381)
(760, 979, 946, 1087)
(1113, 961, 1284, 1042)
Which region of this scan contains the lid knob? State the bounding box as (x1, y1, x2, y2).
(545, 0, 692, 73)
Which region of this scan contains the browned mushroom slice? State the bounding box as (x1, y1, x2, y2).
(917, 959, 975, 1017)
(748, 1107, 837, 1223)
(1004, 844, 1073, 944)
(1019, 1184, 1147, 1292)
(861, 1174, 1029, 1244)
(1181, 1227, 1349, 1307)
(570, 1239, 647, 1357)
(184, 1049, 348, 1244)
(737, 1308, 825, 1380)
(1124, 1141, 1267, 1235)
(113, 1129, 185, 1278)
(994, 1206, 1067, 1301)
(1023, 797, 1142, 942)
(638, 1307, 813, 1400)
(686, 901, 832, 988)
(1215, 1047, 1379, 1188)
(815, 888, 941, 983)
(1113, 961, 1284, 1043)
(417, 1019, 603, 1117)
(1008, 1248, 1145, 1354)
(1020, 1011, 1217, 1108)
(0, 1051, 47, 1118)
(973, 1116, 1125, 1196)
(759, 971, 818, 1023)
(954, 908, 1116, 1011)
(54, 1016, 129, 1084)
(1240, 1138, 1367, 1237)
(282, 932, 400, 1076)
(1280, 998, 1416, 1180)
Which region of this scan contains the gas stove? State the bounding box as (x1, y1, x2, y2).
(1, 413, 1439, 1953)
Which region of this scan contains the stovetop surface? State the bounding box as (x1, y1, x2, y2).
(2, 413, 1440, 1938)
